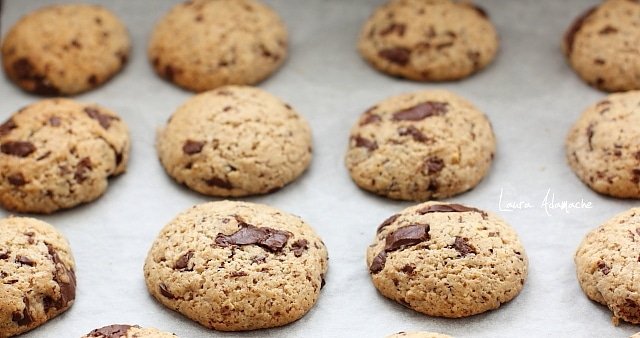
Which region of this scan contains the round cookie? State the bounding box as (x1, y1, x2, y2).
(82, 324, 177, 338)
(0, 217, 76, 338)
(563, 0, 640, 92)
(157, 86, 312, 197)
(2, 4, 130, 96)
(148, 0, 287, 92)
(143, 201, 328, 331)
(387, 332, 453, 338)
(358, 0, 498, 81)
(575, 208, 640, 324)
(345, 90, 496, 201)
(366, 202, 528, 318)
(0, 99, 130, 213)
(566, 92, 640, 198)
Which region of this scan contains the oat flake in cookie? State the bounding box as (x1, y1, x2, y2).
(157, 86, 312, 197)
(1, 4, 130, 96)
(367, 202, 528, 318)
(81, 324, 178, 338)
(566, 91, 640, 198)
(0, 217, 76, 338)
(143, 201, 328, 331)
(0, 99, 130, 213)
(148, 0, 288, 92)
(575, 208, 640, 325)
(563, 0, 640, 92)
(358, 0, 498, 81)
(345, 90, 496, 201)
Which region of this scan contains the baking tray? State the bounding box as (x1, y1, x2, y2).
(1, 0, 638, 337)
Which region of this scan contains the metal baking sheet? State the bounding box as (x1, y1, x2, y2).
(1, 0, 638, 337)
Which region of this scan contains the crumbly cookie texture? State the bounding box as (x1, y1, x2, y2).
(563, 0, 640, 92)
(366, 201, 528, 318)
(358, 0, 498, 81)
(0, 99, 130, 214)
(345, 89, 495, 201)
(566, 91, 640, 198)
(157, 86, 312, 197)
(0, 217, 76, 338)
(1, 4, 130, 96)
(386, 332, 453, 338)
(575, 208, 640, 324)
(144, 201, 328, 331)
(81, 324, 178, 338)
(148, 0, 287, 92)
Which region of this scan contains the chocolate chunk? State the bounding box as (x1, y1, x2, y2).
(378, 47, 411, 66)
(291, 239, 309, 257)
(379, 23, 406, 36)
(384, 224, 430, 251)
(183, 140, 204, 155)
(87, 324, 135, 338)
(11, 58, 60, 96)
(87, 74, 98, 85)
(0, 250, 9, 259)
(586, 124, 595, 151)
(0, 119, 17, 137)
(467, 51, 481, 69)
(369, 251, 387, 274)
(205, 177, 233, 189)
(398, 125, 429, 142)
(84, 107, 116, 129)
(597, 260, 610, 275)
(353, 135, 378, 151)
(448, 237, 476, 257)
(12, 297, 33, 326)
(215, 223, 292, 252)
(424, 157, 444, 174)
(12, 58, 34, 80)
(115, 152, 123, 166)
(251, 255, 267, 264)
(392, 101, 448, 121)
(632, 169, 640, 184)
(230, 271, 248, 277)
(417, 203, 484, 215)
(377, 214, 400, 233)
(1, 141, 36, 157)
(635, 151, 640, 161)
(565, 6, 597, 54)
(15, 255, 35, 266)
(599, 25, 618, 34)
(159, 283, 175, 299)
(164, 65, 176, 81)
(74, 157, 93, 183)
(360, 113, 382, 126)
(46, 244, 76, 310)
(49, 116, 61, 126)
(8, 173, 26, 186)
(36, 151, 51, 161)
(594, 58, 605, 65)
(174, 250, 194, 270)
(400, 264, 415, 275)
(620, 299, 640, 323)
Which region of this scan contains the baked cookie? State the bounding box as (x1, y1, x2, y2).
(0, 217, 76, 338)
(1, 4, 130, 96)
(386, 332, 453, 338)
(566, 92, 640, 198)
(358, 0, 498, 81)
(0, 99, 130, 213)
(575, 208, 640, 324)
(157, 86, 311, 197)
(563, 0, 640, 92)
(144, 201, 328, 331)
(81, 324, 177, 338)
(366, 202, 528, 318)
(631, 333, 640, 338)
(345, 90, 495, 201)
(148, 0, 287, 92)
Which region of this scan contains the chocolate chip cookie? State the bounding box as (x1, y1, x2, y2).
(566, 92, 640, 198)
(157, 86, 312, 197)
(563, 0, 640, 92)
(367, 202, 528, 318)
(1, 4, 130, 96)
(387, 333, 453, 338)
(358, 0, 498, 81)
(148, 0, 287, 92)
(575, 208, 640, 325)
(0, 217, 76, 338)
(346, 90, 496, 201)
(143, 201, 328, 331)
(0, 99, 130, 213)
(81, 324, 178, 338)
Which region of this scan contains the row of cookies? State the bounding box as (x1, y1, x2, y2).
(3, 0, 637, 97)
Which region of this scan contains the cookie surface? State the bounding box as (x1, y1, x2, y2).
(386, 332, 453, 338)
(575, 208, 640, 324)
(144, 201, 328, 331)
(566, 92, 640, 198)
(0, 217, 76, 338)
(345, 90, 495, 201)
(0, 99, 130, 213)
(563, 0, 640, 92)
(149, 0, 287, 92)
(358, 0, 498, 81)
(366, 202, 528, 318)
(1, 4, 130, 96)
(157, 86, 312, 197)
(82, 324, 177, 338)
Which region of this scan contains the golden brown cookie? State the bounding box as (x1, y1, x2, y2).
(81, 324, 178, 338)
